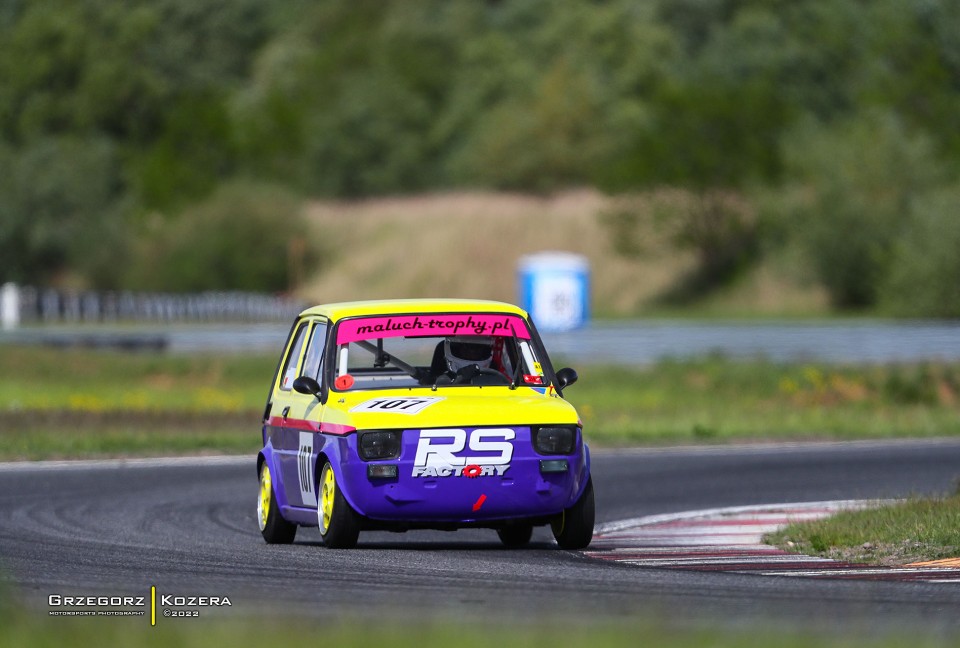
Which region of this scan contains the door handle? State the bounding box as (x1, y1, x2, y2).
(281, 406, 290, 419)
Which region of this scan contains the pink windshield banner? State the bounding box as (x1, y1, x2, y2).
(337, 314, 531, 344)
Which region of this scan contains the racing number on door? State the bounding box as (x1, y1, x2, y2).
(298, 432, 317, 507)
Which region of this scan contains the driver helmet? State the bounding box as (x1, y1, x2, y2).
(444, 336, 493, 373)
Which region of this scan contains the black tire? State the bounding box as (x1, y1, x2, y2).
(551, 477, 595, 550)
(497, 524, 534, 548)
(317, 462, 361, 549)
(258, 462, 297, 544)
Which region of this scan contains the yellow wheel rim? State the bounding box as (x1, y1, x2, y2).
(258, 464, 272, 531)
(319, 465, 335, 534)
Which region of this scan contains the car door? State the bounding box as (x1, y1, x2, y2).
(277, 318, 329, 510)
(265, 319, 309, 507)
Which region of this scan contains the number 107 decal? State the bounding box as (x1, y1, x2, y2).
(350, 397, 443, 415)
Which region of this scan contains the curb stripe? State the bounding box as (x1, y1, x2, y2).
(587, 501, 959, 584)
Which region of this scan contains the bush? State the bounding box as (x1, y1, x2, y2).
(127, 182, 315, 293)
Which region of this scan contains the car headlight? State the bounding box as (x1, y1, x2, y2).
(358, 430, 401, 461)
(532, 426, 577, 455)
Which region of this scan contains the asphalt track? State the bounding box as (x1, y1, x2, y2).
(2, 439, 960, 632)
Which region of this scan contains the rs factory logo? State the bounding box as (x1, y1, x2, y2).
(412, 428, 514, 478)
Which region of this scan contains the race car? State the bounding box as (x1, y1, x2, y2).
(256, 299, 593, 549)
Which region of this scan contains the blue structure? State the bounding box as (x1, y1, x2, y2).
(517, 252, 590, 332)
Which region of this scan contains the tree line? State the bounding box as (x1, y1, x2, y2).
(1, 0, 958, 315)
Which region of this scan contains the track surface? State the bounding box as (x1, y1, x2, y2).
(2, 439, 960, 630)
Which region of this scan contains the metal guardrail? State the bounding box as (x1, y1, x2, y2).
(1, 283, 304, 328)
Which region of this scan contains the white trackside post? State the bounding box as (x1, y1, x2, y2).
(1, 283, 19, 331)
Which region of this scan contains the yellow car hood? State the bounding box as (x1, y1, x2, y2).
(323, 387, 579, 431)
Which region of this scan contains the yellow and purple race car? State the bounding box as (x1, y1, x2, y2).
(256, 299, 593, 549)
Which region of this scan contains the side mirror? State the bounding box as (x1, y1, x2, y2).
(555, 367, 578, 389)
(293, 376, 323, 398)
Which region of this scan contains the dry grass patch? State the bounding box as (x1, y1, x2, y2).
(300, 189, 829, 317)
(301, 189, 693, 316)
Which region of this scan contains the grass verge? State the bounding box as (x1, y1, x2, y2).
(766, 495, 960, 566)
(0, 410, 259, 460)
(567, 358, 960, 444)
(1, 347, 959, 460)
(0, 604, 955, 648)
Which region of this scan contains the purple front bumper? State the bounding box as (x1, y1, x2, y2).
(338, 426, 589, 525)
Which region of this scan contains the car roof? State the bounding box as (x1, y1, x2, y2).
(299, 299, 529, 322)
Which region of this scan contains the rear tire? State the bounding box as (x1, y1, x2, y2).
(497, 524, 534, 548)
(551, 477, 595, 550)
(258, 463, 297, 544)
(317, 462, 361, 549)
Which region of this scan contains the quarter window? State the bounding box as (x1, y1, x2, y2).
(301, 321, 328, 382)
(280, 322, 309, 391)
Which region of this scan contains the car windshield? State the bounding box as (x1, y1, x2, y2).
(331, 313, 548, 391)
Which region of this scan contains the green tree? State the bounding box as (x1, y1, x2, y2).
(134, 93, 237, 211)
(783, 111, 944, 308)
(443, 0, 673, 191)
(232, 0, 456, 196)
(882, 186, 960, 317)
(0, 137, 127, 286)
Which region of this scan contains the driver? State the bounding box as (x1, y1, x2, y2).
(444, 336, 493, 373)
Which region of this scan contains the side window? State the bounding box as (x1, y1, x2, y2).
(301, 320, 328, 383)
(280, 322, 309, 391)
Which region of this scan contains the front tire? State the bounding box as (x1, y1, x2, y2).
(258, 462, 297, 544)
(551, 477, 595, 550)
(317, 462, 361, 548)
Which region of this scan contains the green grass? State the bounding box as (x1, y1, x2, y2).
(0, 346, 272, 413)
(1, 347, 959, 460)
(0, 410, 259, 460)
(0, 347, 271, 460)
(0, 604, 954, 648)
(766, 495, 960, 565)
(567, 358, 960, 445)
